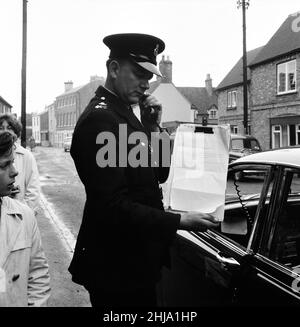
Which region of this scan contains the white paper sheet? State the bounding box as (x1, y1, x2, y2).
(163, 124, 230, 221)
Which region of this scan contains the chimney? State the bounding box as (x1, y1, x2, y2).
(205, 74, 213, 96)
(90, 75, 102, 82)
(64, 81, 73, 92)
(158, 55, 172, 83)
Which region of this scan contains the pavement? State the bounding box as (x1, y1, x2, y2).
(36, 190, 91, 307)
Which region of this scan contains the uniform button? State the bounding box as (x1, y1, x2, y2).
(12, 274, 20, 282)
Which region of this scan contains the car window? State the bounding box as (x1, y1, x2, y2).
(247, 139, 261, 151)
(231, 139, 244, 150)
(268, 168, 300, 270)
(231, 138, 261, 151)
(220, 165, 274, 248)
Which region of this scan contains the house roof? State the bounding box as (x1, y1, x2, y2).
(250, 13, 300, 67)
(177, 87, 217, 114)
(149, 80, 217, 115)
(0, 95, 12, 108)
(56, 78, 105, 98)
(56, 84, 85, 98)
(216, 46, 264, 91)
(148, 80, 161, 93)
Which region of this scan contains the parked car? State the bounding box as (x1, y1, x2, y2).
(159, 147, 300, 306)
(229, 133, 262, 161)
(63, 136, 72, 152)
(229, 134, 262, 181)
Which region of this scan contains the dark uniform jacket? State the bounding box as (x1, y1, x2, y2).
(68, 86, 181, 291)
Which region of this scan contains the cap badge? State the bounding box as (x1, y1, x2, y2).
(154, 44, 159, 57)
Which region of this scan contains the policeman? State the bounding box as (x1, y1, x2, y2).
(69, 33, 219, 307)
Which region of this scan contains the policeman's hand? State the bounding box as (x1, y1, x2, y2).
(179, 211, 220, 232)
(139, 93, 162, 131)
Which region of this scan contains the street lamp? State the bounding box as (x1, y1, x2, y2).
(237, 0, 250, 135)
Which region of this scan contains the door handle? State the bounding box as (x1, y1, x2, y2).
(216, 252, 240, 269)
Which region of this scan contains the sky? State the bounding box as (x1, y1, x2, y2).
(0, 0, 300, 116)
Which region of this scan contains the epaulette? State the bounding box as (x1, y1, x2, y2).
(94, 96, 108, 110)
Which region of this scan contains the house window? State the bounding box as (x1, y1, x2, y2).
(230, 125, 238, 134)
(247, 125, 251, 135)
(209, 109, 217, 119)
(277, 60, 296, 94)
(227, 91, 237, 108)
(287, 124, 300, 146)
(297, 125, 300, 145)
(272, 125, 282, 148)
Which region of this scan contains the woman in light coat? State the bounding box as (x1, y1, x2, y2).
(0, 114, 40, 214)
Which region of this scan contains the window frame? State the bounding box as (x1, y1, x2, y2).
(277, 59, 297, 95)
(230, 125, 238, 134)
(209, 109, 217, 119)
(272, 125, 282, 149)
(218, 164, 275, 251)
(227, 90, 237, 109)
(263, 167, 300, 271)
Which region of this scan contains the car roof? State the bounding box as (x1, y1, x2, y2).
(232, 147, 300, 168)
(230, 134, 256, 140)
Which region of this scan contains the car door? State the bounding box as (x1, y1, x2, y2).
(234, 166, 300, 306)
(158, 229, 244, 306)
(158, 164, 274, 306)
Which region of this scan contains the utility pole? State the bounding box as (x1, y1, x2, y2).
(237, 0, 250, 135)
(21, 0, 28, 147)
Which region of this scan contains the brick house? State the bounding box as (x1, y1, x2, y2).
(178, 74, 218, 125)
(25, 113, 33, 140)
(32, 113, 40, 145)
(216, 46, 263, 135)
(249, 13, 300, 150)
(54, 75, 105, 147)
(0, 95, 12, 114)
(40, 109, 49, 146)
(47, 102, 56, 147)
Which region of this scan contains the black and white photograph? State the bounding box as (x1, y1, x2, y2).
(0, 0, 300, 319)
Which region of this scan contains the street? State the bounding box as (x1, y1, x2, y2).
(33, 146, 90, 307)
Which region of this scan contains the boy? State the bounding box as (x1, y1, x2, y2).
(0, 132, 50, 306)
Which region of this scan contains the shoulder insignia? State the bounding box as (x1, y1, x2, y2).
(95, 101, 108, 110)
